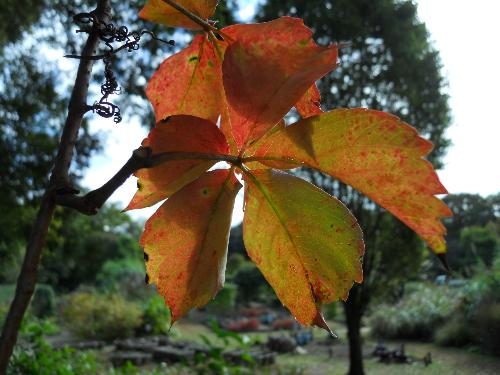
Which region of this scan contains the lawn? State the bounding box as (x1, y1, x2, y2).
(172, 321, 500, 375)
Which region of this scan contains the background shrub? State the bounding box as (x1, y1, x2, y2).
(96, 258, 151, 301)
(369, 283, 463, 340)
(207, 282, 237, 314)
(9, 317, 99, 375)
(30, 284, 56, 318)
(61, 292, 142, 341)
(141, 295, 171, 335)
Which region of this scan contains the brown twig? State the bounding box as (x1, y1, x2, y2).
(0, 1, 112, 373)
(55, 148, 239, 215)
(160, 0, 219, 33)
(159, 0, 234, 41)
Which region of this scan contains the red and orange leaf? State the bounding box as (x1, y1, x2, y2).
(243, 169, 364, 331)
(295, 83, 323, 118)
(126, 115, 229, 210)
(147, 35, 225, 125)
(250, 109, 452, 253)
(141, 169, 241, 322)
(221, 17, 338, 149)
(139, 0, 218, 30)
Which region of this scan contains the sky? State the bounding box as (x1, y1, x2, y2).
(81, 0, 500, 224)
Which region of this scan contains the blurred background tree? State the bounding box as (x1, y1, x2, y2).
(257, 1, 451, 374)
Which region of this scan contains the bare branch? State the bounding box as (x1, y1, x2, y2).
(0, 1, 112, 372)
(55, 147, 239, 215)
(159, 0, 234, 41)
(160, 0, 219, 33)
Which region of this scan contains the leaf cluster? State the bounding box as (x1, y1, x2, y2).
(125, 0, 451, 332)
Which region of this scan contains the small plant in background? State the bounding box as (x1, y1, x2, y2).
(194, 320, 254, 375)
(8, 318, 99, 375)
(206, 282, 237, 315)
(369, 283, 464, 340)
(30, 284, 56, 319)
(141, 295, 171, 335)
(61, 292, 142, 341)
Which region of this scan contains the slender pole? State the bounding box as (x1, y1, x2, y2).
(0, 0, 111, 372)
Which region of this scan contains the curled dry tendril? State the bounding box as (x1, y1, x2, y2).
(67, 11, 175, 123)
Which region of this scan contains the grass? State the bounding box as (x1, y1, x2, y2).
(171, 321, 500, 375)
(274, 341, 500, 375)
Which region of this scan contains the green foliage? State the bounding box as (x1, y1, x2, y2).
(323, 302, 339, 320)
(141, 295, 171, 335)
(39, 204, 144, 291)
(207, 282, 237, 314)
(233, 262, 269, 303)
(226, 253, 246, 277)
(460, 224, 499, 268)
(369, 283, 464, 340)
(61, 292, 142, 341)
(30, 284, 56, 318)
(442, 193, 499, 275)
(8, 317, 99, 375)
(96, 257, 150, 301)
(194, 320, 254, 375)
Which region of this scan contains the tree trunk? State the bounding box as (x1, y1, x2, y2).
(344, 286, 365, 375)
(0, 1, 111, 373)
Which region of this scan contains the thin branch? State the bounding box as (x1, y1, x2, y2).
(56, 147, 239, 215)
(160, 0, 219, 33)
(0, 1, 112, 373)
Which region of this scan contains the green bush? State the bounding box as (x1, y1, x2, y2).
(141, 295, 171, 335)
(226, 254, 246, 276)
(9, 318, 99, 375)
(31, 284, 56, 318)
(207, 282, 237, 314)
(233, 262, 269, 303)
(96, 258, 151, 301)
(61, 292, 142, 341)
(369, 283, 463, 340)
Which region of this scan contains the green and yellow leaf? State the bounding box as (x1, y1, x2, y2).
(249, 109, 452, 253)
(141, 169, 241, 322)
(243, 169, 364, 331)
